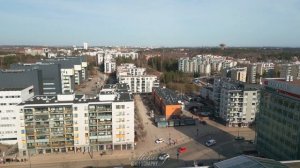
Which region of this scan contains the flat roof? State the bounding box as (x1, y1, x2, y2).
(0, 88, 26, 91)
(214, 155, 287, 168)
(153, 87, 180, 105)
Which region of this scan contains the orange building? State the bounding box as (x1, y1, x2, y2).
(152, 87, 182, 120)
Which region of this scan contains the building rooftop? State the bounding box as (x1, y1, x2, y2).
(214, 155, 288, 168)
(0, 88, 27, 91)
(153, 87, 180, 105)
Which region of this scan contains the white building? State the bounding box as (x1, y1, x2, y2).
(0, 86, 34, 145)
(104, 59, 116, 74)
(230, 67, 247, 82)
(117, 64, 159, 93)
(17, 84, 134, 156)
(214, 78, 260, 127)
(83, 42, 88, 50)
(178, 55, 236, 75)
(280, 63, 300, 80)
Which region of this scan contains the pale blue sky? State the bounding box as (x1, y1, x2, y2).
(0, 0, 299, 47)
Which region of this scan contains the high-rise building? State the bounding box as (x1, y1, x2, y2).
(280, 63, 300, 80)
(0, 86, 34, 145)
(214, 78, 260, 127)
(83, 42, 88, 50)
(17, 84, 134, 156)
(257, 78, 300, 160)
(230, 67, 247, 83)
(247, 64, 257, 84)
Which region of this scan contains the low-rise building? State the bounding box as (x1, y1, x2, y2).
(152, 87, 182, 120)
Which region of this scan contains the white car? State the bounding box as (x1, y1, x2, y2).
(155, 138, 164, 144)
(158, 153, 170, 161)
(205, 139, 216, 147)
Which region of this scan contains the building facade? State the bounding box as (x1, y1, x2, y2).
(17, 84, 134, 156)
(117, 64, 159, 93)
(0, 69, 43, 95)
(0, 86, 34, 145)
(214, 78, 259, 127)
(152, 87, 182, 120)
(257, 78, 300, 160)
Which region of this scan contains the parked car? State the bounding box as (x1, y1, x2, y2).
(234, 136, 245, 141)
(158, 153, 170, 161)
(155, 138, 164, 144)
(178, 147, 187, 153)
(205, 139, 216, 147)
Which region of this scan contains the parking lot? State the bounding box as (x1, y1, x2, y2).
(133, 94, 256, 167)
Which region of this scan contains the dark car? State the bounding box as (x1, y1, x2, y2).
(235, 136, 245, 141)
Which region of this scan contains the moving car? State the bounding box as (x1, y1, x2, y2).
(234, 136, 245, 141)
(155, 138, 164, 144)
(205, 139, 216, 147)
(158, 153, 170, 161)
(178, 147, 187, 154)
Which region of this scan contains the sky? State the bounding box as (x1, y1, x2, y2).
(0, 0, 300, 47)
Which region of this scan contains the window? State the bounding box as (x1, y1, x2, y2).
(74, 127, 78, 131)
(74, 107, 78, 111)
(74, 114, 78, 118)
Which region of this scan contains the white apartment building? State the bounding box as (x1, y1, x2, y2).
(113, 52, 138, 59)
(256, 62, 274, 76)
(230, 67, 247, 82)
(17, 84, 134, 156)
(104, 59, 116, 74)
(178, 55, 236, 75)
(280, 63, 300, 79)
(117, 64, 159, 93)
(61, 69, 75, 94)
(216, 78, 259, 127)
(0, 86, 34, 145)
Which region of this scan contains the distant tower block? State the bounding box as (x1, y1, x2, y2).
(83, 42, 88, 50)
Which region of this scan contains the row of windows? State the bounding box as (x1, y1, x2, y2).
(0, 103, 18, 106)
(0, 131, 17, 134)
(0, 124, 15, 127)
(0, 95, 20, 98)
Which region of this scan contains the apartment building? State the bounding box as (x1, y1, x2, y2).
(230, 67, 247, 82)
(214, 78, 260, 127)
(178, 55, 236, 75)
(257, 78, 300, 160)
(152, 87, 182, 120)
(42, 57, 88, 93)
(117, 64, 159, 93)
(0, 69, 43, 95)
(113, 52, 138, 59)
(247, 64, 257, 84)
(17, 84, 134, 156)
(256, 62, 274, 76)
(280, 63, 300, 80)
(0, 86, 34, 145)
(104, 59, 116, 74)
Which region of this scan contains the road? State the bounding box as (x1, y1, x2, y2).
(76, 67, 108, 97)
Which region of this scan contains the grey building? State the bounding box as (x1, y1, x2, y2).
(0, 69, 43, 95)
(257, 78, 300, 160)
(11, 63, 62, 95)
